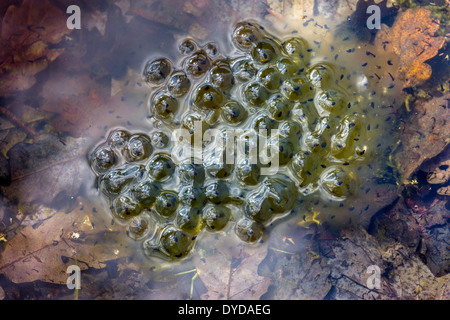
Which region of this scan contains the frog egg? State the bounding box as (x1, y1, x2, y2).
(318, 166, 357, 202)
(280, 75, 312, 102)
(155, 190, 179, 218)
(146, 153, 176, 181)
(150, 131, 170, 149)
(221, 100, 248, 125)
(209, 61, 234, 91)
(289, 152, 318, 186)
(282, 37, 310, 65)
(158, 226, 195, 258)
(112, 195, 142, 221)
(143, 58, 172, 86)
(177, 161, 206, 186)
(124, 133, 153, 162)
(126, 213, 155, 241)
(307, 62, 337, 89)
(193, 83, 224, 110)
(90, 144, 118, 174)
(235, 217, 263, 242)
(257, 66, 282, 92)
(100, 165, 145, 197)
(276, 57, 299, 79)
(244, 191, 274, 223)
(184, 50, 211, 77)
(107, 129, 130, 149)
(179, 185, 207, 207)
(152, 91, 179, 120)
(202, 205, 231, 231)
(313, 88, 348, 117)
(266, 94, 292, 120)
(278, 120, 302, 142)
(175, 206, 204, 234)
(251, 39, 280, 65)
(236, 158, 261, 186)
(232, 21, 263, 51)
(178, 38, 197, 55)
(232, 58, 257, 82)
(130, 180, 161, 209)
(167, 72, 191, 97)
(242, 81, 270, 107)
(204, 180, 230, 204)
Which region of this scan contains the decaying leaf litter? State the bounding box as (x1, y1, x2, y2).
(0, 0, 449, 300)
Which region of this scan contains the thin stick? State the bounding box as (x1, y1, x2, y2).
(0, 106, 37, 137)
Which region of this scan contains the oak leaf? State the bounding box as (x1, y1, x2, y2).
(195, 237, 270, 300)
(375, 8, 445, 88)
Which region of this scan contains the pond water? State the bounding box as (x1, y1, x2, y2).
(1, 0, 447, 300)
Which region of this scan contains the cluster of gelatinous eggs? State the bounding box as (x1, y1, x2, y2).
(89, 21, 371, 260)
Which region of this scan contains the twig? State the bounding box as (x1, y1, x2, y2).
(0, 241, 56, 271)
(0, 106, 37, 137)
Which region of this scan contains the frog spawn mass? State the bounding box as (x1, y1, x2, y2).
(89, 21, 370, 261)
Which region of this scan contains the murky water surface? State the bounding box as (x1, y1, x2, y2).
(1, 0, 447, 300)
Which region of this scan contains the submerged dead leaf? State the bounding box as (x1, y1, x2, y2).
(258, 224, 332, 299)
(39, 68, 143, 138)
(421, 148, 450, 185)
(0, 0, 71, 96)
(422, 147, 450, 196)
(382, 244, 450, 300)
(394, 91, 450, 181)
(195, 237, 270, 300)
(0, 134, 90, 206)
(324, 228, 386, 299)
(375, 8, 445, 88)
(0, 199, 134, 284)
(40, 73, 111, 138)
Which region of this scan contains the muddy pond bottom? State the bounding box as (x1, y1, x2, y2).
(89, 20, 401, 261)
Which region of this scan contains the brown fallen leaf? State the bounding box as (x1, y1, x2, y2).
(0, 134, 90, 206)
(39, 73, 108, 138)
(421, 147, 450, 185)
(259, 224, 332, 299)
(0, 0, 72, 96)
(370, 191, 449, 277)
(39, 67, 147, 138)
(437, 186, 450, 195)
(422, 149, 450, 196)
(321, 227, 387, 300)
(2, 0, 70, 47)
(394, 91, 450, 181)
(382, 243, 450, 300)
(263, 221, 450, 300)
(320, 227, 450, 299)
(375, 8, 445, 88)
(195, 236, 270, 300)
(0, 199, 135, 284)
